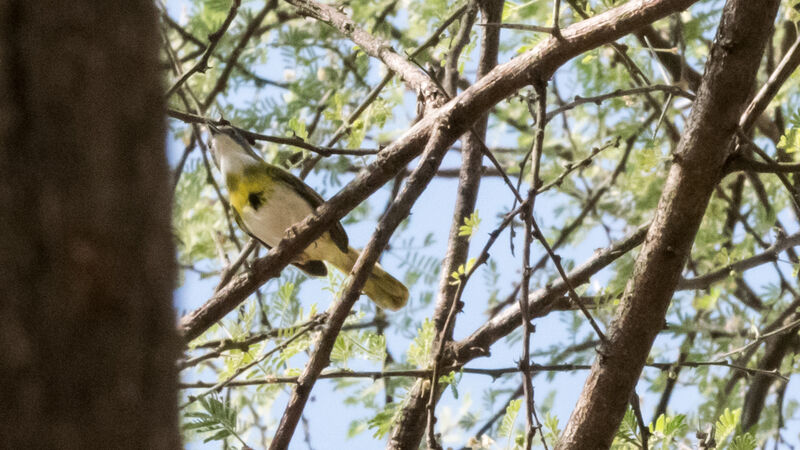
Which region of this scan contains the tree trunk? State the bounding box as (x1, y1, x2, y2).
(0, 1, 180, 448)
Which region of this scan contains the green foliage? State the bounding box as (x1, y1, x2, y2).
(173, 160, 230, 267)
(728, 433, 757, 450)
(367, 401, 402, 439)
(498, 399, 522, 449)
(716, 408, 741, 442)
(331, 329, 387, 366)
(287, 116, 308, 140)
(614, 408, 641, 446)
(649, 413, 687, 447)
(777, 127, 800, 154)
(458, 210, 482, 239)
(693, 287, 721, 311)
(449, 257, 477, 285)
(439, 370, 461, 399)
(407, 318, 436, 367)
(183, 395, 245, 445)
(542, 412, 561, 444)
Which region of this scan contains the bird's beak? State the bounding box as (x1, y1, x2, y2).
(207, 123, 221, 136)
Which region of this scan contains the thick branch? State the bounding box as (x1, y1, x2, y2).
(556, 0, 780, 447)
(269, 120, 453, 449)
(739, 36, 800, 132)
(724, 156, 800, 174)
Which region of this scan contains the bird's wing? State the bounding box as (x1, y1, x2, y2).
(264, 163, 349, 253)
(231, 208, 328, 277)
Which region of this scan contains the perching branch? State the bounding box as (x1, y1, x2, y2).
(166, 109, 380, 156)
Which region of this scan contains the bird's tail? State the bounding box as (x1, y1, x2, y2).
(330, 247, 408, 310)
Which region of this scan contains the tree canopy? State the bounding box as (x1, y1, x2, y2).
(165, 0, 800, 448)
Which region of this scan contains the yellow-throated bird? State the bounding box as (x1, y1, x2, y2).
(208, 124, 408, 310)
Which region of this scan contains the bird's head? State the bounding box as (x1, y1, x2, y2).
(207, 123, 260, 170)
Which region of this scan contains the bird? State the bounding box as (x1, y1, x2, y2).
(207, 123, 408, 311)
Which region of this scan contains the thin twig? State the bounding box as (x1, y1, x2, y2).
(165, 0, 241, 98)
(519, 80, 548, 450)
(215, 239, 258, 293)
(629, 392, 650, 450)
(167, 108, 381, 156)
(201, 0, 277, 110)
(715, 316, 800, 360)
(545, 84, 695, 122)
(180, 357, 787, 388)
(477, 22, 555, 33)
(677, 232, 800, 290)
(181, 316, 322, 408)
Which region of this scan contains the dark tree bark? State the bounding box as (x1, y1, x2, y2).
(556, 0, 780, 447)
(388, 2, 502, 448)
(740, 311, 800, 432)
(0, 1, 180, 448)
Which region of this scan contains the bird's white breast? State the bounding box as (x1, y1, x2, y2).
(240, 181, 315, 249)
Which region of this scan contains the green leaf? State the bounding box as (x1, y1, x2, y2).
(183, 395, 241, 445)
(543, 412, 561, 442)
(498, 399, 522, 440)
(458, 210, 481, 239)
(438, 371, 461, 399)
(614, 408, 639, 445)
(203, 429, 231, 443)
(729, 433, 757, 450)
(407, 318, 436, 367)
(449, 258, 477, 285)
(716, 408, 741, 442)
(287, 116, 308, 140)
(204, 0, 234, 12)
(368, 402, 401, 439)
(347, 119, 366, 148)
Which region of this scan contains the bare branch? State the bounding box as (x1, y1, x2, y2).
(545, 84, 695, 122)
(164, 0, 241, 98)
(739, 35, 800, 132)
(166, 108, 381, 156)
(677, 232, 800, 291)
(201, 0, 277, 110)
(284, 0, 448, 110)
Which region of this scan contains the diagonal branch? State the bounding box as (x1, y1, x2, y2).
(739, 35, 800, 133)
(677, 232, 800, 291)
(284, 0, 448, 110)
(556, 0, 781, 446)
(164, 0, 240, 98)
(269, 119, 454, 449)
(201, 0, 277, 110)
